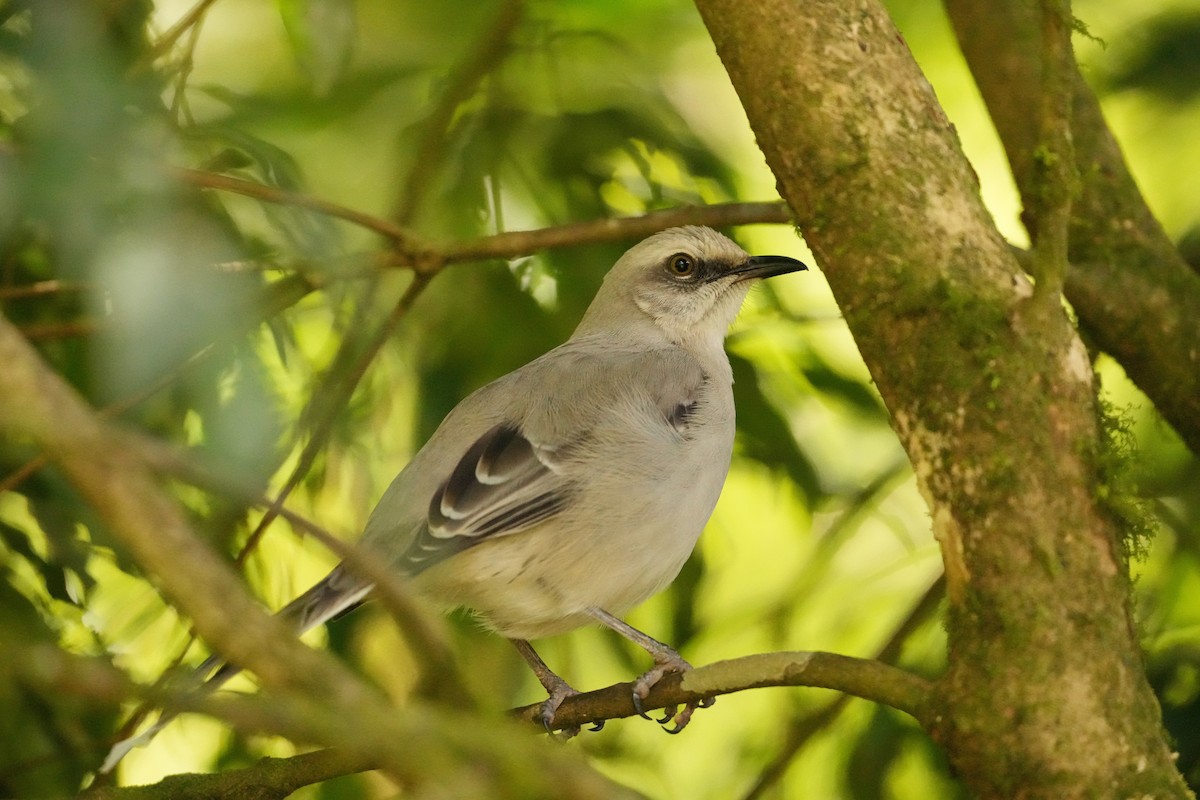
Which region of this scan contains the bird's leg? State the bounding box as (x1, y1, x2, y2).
(511, 639, 602, 737)
(587, 607, 714, 734)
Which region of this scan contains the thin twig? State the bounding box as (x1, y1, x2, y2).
(439, 201, 793, 264)
(1029, 0, 1075, 302)
(391, 0, 524, 223)
(0, 275, 317, 496)
(172, 167, 427, 252)
(172, 165, 792, 268)
(132, 0, 223, 75)
(0, 279, 90, 299)
(167, 11, 205, 124)
(235, 274, 432, 566)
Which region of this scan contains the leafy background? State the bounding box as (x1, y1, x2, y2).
(0, 0, 1196, 797)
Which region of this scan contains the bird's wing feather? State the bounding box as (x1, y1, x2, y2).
(367, 343, 710, 573)
(403, 423, 574, 568)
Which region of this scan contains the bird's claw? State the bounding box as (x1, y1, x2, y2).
(534, 677, 606, 738)
(580, 609, 716, 736)
(629, 651, 714, 734)
(663, 705, 693, 734)
(535, 677, 582, 739)
(632, 686, 653, 720)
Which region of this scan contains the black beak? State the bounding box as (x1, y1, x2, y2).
(716, 254, 809, 283)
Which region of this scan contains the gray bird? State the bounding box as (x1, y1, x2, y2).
(102, 225, 806, 771)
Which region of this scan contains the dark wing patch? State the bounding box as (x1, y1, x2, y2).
(668, 400, 700, 434)
(403, 424, 572, 571)
(663, 371, 708, 437)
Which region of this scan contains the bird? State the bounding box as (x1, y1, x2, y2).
(100, 224, 806, 772)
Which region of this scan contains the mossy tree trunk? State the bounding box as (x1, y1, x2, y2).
(695, 0, 1193, 796)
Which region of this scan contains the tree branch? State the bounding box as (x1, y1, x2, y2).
(1027, 0, 1075, 302)
(513, 651, 933, 734)
(438, 202, 792, 263)
(130, 434, 469, 703)
(172, 161, 792, 269)
(11, 645, 362, 799)
(171, 167, 428, 253)
(82, 749, 370, 800)
(390, 0, 524, 224)
(0, 314, 408, 769)
(16, 644, 376, 799)
(0, 313, 354, 702)
(694, 0, 1190, 795)
(0, 273, 316, 496)
(65, 647, 926, 798)
(945, 0, 1200, 455)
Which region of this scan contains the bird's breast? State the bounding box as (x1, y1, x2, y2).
(420, 383, 735, 638)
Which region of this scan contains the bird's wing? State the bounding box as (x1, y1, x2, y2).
(402, 423, 574, 568)
(363, 342, 709, 573)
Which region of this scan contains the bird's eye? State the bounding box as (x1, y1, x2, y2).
(667, 254, 696, 277)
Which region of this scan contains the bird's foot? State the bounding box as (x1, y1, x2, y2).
(536, 674, 582, 739)
(630, 649, 715, 734)
(512, 638, 604, 738)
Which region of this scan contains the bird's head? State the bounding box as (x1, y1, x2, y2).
(575, 226, 808, 348)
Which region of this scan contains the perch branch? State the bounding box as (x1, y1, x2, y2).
(513, 650, 932, 733)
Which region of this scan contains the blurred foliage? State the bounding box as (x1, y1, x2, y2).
(1099, 7, 1200, 103)
(1078, 5, 1200, 785)
(0, 0, 1195, 798)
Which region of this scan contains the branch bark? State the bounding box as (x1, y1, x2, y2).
(945, 0, 1200, 455)
(172, 161, 792, 270)
(694, 0, 1190, 796)
(83, 750, 370, 800)
(512, 651, 932, 734)
(438, 202, 792, 263)
(21, 632, 925, 799)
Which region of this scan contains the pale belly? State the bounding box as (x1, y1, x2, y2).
(414, 425, 733, 640)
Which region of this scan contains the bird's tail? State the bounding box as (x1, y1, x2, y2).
(98, 566, 372, 774)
